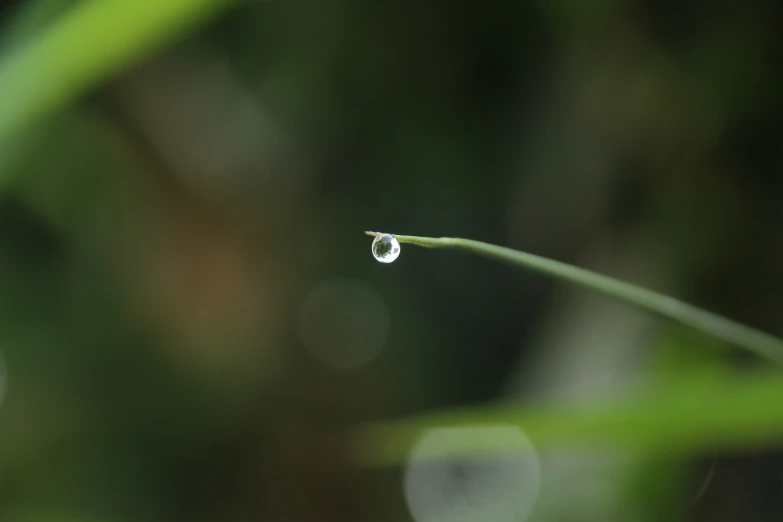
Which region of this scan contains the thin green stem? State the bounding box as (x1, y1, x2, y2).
(365, 232, 783, 363)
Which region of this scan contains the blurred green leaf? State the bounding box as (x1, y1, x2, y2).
(3, 510, 120, 522)
(356, 369, 783, 467)
(0, 0, 237, 148)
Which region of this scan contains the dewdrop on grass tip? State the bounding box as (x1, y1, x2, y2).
(372, 234, 400, 263)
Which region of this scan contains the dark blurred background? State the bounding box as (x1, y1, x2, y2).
(0, 1, 782, 521)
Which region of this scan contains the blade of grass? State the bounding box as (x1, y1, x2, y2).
(0, 0, 238, 148)
(354, 369, 783, 467)
(365, 232, 783, 363)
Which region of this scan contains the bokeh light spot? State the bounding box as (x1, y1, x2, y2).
(298, 277, 390, 370)
(403, 425, 540, 522)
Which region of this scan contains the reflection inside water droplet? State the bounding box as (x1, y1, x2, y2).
(372, 234, 400, 263)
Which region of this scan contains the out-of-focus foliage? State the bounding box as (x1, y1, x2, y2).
(1, 1, 782, 522)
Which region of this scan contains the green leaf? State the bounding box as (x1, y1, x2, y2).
(355, 369, 783, 467)
(0, 0, 237, 147)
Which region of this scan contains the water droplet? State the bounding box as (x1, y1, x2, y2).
(372, 234, 400, 263)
